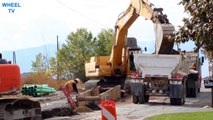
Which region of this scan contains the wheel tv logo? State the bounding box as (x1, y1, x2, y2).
(1, 2, 21, 13)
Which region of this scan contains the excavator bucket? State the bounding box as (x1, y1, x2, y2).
(0, 98, 41, 120)
(154, 23, 175, 54)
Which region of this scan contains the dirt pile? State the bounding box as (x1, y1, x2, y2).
(74, 106, 93, 112)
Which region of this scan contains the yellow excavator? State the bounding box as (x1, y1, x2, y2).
(85, 0, 175, 90)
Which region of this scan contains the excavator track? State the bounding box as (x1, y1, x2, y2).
(0, 97, 41, 120)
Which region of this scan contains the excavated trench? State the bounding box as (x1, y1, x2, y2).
(42, 103, 101, 119)
(42, 107, 78, 119)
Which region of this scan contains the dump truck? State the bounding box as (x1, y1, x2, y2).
(130, 51, 203, 105)
(0, 53, 41, 119)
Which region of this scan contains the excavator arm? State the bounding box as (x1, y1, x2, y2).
(109, 0, 175, 73)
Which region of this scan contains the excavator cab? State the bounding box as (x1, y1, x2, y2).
(124, 37, 141, 73)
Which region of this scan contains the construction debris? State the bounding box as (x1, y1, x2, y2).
(78, 85, 121, 106)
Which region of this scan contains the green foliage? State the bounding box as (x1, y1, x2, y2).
(176, 0, 213, 56)
(49, 57, 58, 79)
(32, 52, 49, 72)
(32, 28, 114, 81)
(57, 28, 96, 81)
(94, 28, 114, 56)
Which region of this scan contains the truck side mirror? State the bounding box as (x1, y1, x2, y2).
(201, 56, 204, 64)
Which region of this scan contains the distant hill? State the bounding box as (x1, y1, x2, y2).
(1, 44, 57, 74)
(0, 41, 209, 78)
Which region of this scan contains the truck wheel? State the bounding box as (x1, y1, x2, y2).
(186, 88, 191, 97)
(170, 98, 185, 105)
(138, 95, 145, 104)
(191, 88, 198, 97)
(175, 98, 185, 105)
(170, 98, 176, 105)
(144, 95, 149, 103)
(133, 95, 138, 104)
(198, 88, 200, 93)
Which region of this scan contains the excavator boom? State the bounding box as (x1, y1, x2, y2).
(109, 0, 175, 73)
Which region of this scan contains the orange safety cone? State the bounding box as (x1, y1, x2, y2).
(101, 99, 117, 120)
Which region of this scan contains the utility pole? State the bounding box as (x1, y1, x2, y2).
(57, 35, 59, 80)
(13, 51, 16, 64)
(57, 35, 59, 51)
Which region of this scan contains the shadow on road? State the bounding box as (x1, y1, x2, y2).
(184, 91, 212, 108)
(142, 91, 213, 108)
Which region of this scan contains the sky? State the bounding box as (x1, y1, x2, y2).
(0, 0, 210, 77)
(0, 0, 185, 51)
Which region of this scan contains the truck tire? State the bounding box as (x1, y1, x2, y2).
(170, 98, 185, 105)
(170, 98, 176, 105)
(191, 88, 198, 97)
(170, 82, 186, 105)
(198, 88, 200, 93)
(138, 95, 145, 104)
(144, 95, 149, 103)
(186, 88, 191, 97)
(175, 98, 185, 105)
(133, 95, 138, 104)
(187, 88, 197, 97)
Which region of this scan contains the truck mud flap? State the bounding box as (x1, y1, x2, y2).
(131, 83, 144, 96)
(169, 84, 183, 98)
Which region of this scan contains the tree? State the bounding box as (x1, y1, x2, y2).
(49, 57, 58, 79)
(30, 52, 52, 84)
(32, 52, 49, 72)
(176, 0, 213, 59)
(57, 28, 96, 81)
(94, 28, 114, 56)
(45, 28, 114, 81)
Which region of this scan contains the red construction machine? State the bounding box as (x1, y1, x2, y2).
(0, 53, 41, 120)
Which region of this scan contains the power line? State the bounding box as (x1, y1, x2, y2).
(55, 0, 109, 28)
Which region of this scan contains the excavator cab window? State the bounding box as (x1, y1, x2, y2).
(129, 50, 138, 71)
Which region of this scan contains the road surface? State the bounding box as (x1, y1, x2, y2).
(45, 83, 213, 120)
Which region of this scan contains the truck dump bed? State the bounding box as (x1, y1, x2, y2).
(134, 53, 197, 79)
(134, 54, 180, 79)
